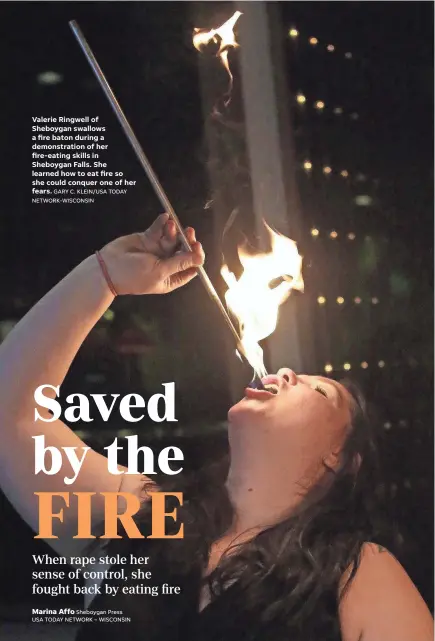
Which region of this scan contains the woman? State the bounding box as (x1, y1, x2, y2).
(0, 214, 432, 641)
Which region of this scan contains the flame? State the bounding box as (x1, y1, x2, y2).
(193, 11, 242, 104)
(221, 221, 304, 378)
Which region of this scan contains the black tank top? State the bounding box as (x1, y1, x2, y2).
(75, 534, 343, 641)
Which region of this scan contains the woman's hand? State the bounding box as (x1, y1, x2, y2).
(0, 213, 205, 553)
(100, 213, 205, 295)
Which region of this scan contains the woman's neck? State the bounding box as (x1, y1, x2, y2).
(225, 432, 321, 534)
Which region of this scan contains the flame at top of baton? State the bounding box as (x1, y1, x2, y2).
(193, 10, 243, 105)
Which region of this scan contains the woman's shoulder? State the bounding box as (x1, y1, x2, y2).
(352, 541, 414, 583)
(339, 542, 433, 641)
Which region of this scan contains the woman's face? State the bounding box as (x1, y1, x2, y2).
(228, 368, 354, 460)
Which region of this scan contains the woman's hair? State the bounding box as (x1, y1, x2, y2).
(125, 380, 393, 638)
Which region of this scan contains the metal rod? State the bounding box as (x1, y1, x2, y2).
(68, 19, 255, 370)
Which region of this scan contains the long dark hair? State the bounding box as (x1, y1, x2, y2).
(131, 379, 393, 639)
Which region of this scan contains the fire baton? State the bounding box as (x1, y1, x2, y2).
(69, 20, 265, 386)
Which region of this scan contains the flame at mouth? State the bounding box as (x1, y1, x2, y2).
(221, 221, 304, 379)
(193, 11, 242, 105)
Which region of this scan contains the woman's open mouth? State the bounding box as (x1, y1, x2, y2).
(245, 375, 281, 399)
(263, 383, 279, 394)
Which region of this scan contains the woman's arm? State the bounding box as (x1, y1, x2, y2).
(340, 543, 434, 641)
(0, 214, 204, 556)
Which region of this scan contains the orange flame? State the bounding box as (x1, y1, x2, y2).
(221, 222, 304, 378)
(193, 11, 242, 104)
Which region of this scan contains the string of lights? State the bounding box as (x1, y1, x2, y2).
(300, 161, 373, 183)
(295, 93, 359, 120)
(316, 296, 380, 306)
(310, 230, 357, 239)
(323, 360, 421, 375)
(288, 26, 354, 61)
(300, 163, 377, 202)
(323, 360, 387, 373)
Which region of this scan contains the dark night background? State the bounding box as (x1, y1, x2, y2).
(0, 1, 433, 638)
